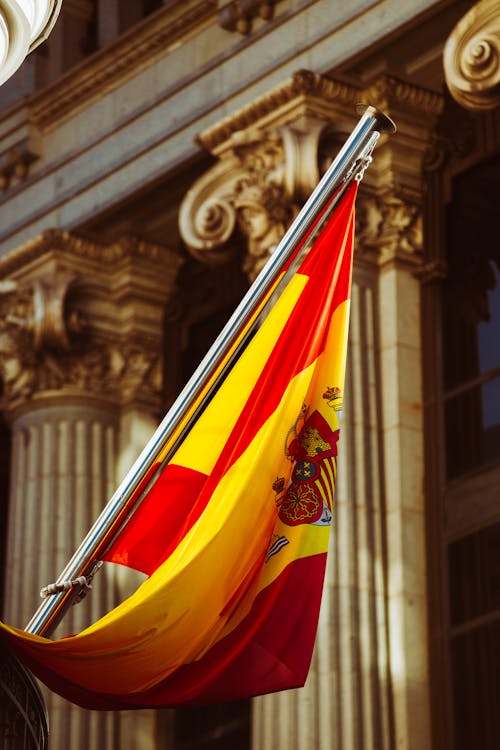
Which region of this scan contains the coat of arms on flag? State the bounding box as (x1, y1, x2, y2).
(274, 410, 338, 527)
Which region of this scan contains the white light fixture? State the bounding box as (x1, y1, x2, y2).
(0, 0, 62, 86)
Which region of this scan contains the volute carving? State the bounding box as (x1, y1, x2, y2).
(180, 127, 300, 278)
(180, 70, 442, 276)
(179, 121, 332, 279)
(0, 272, 80, 406)
(0, 230, 182, 415)
(178, 68, 362, 279)
(444, 0, 500, 111)
(179, 130, 285, 264)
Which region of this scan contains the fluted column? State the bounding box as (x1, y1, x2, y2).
(252, 270, 391, 749)
(179, 71, 443, 750)
(250, 76, 443, 750)
(0, 230, 182, 750)
(6, 400, 118, 632)
(6, 399, 122, 748)
(364, 79, 445, 750)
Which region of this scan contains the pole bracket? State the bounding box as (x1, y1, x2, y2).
(40, 561, 103, 604)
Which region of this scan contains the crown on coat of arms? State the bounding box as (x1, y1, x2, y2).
(322, 386, 343, 411)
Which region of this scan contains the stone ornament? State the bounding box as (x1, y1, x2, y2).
(217, 0, 276, 35)
(0, 230, 181, 415)
(179, 123, 333, 279)
(180, 70, 445, 280)
(0, 0, 62, 86)
(0, 141, 39, 193)
(0, 283, 162, 411)
(356, 195, 423, 268)
(234, 177, 297, 280)
(444, 0, 500, 111)
(0, 272, 77, 406)
(179, 128, 298, 277)
(178, 69, 361, 279)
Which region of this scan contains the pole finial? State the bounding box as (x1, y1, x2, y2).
(356, 104, 397, 134)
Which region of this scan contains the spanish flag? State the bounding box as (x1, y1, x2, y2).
(0, 182, 356, 709)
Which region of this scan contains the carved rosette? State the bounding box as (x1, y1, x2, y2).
(0, 230, 182, 417)
(444, 0, 500, 111)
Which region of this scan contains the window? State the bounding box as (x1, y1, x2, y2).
(448, 523, 500, 749)
(442, 158, 500, 479)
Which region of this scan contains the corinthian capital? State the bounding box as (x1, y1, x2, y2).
(179, 129, 290, 270)
(356, 194, 423, 270)
(444, 0, 500, 111)
(179, 70, 360, 280)
(0, 230, 182, 416)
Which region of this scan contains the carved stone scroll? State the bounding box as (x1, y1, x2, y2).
(444, 0, 500, 111)
(0, 272, 81, 406)
(179, 127, 305, 278)
(0, 230, 182, 416)
(179, 71, 361, 280)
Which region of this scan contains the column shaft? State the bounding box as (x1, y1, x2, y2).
(4, 400, 120, 749)
(252, 275, 392, 750)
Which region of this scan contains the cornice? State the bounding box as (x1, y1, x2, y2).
(365, 75, 444, 117)
(0, 228, 180, 278)
(28, 0, 218, 131)
(196, 71, 445, 155)
(197, 69, 359, 153)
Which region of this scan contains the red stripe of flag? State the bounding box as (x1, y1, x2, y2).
(1, 553, 326, 709)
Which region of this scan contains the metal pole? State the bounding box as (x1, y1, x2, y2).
(25, 105, 395, 636)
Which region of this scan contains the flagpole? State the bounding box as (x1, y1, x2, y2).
(25, 105, 395, 637)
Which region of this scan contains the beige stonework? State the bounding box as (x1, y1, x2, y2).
(180, 71, 444, 750)
(357, 83, 442, 750)
(0, 230, 181, 749)
(444, 0, 500, 111)
(0, 230, 182, 415)
(179, 70, 361, 279)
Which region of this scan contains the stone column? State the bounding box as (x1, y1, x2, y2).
(0, 230, 182, 750)
(252, 264, 391, 749)
(355, 78, 443, 750)
(179, 71, 443, 750)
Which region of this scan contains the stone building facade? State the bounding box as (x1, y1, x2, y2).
(0, 1, 498, 749)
